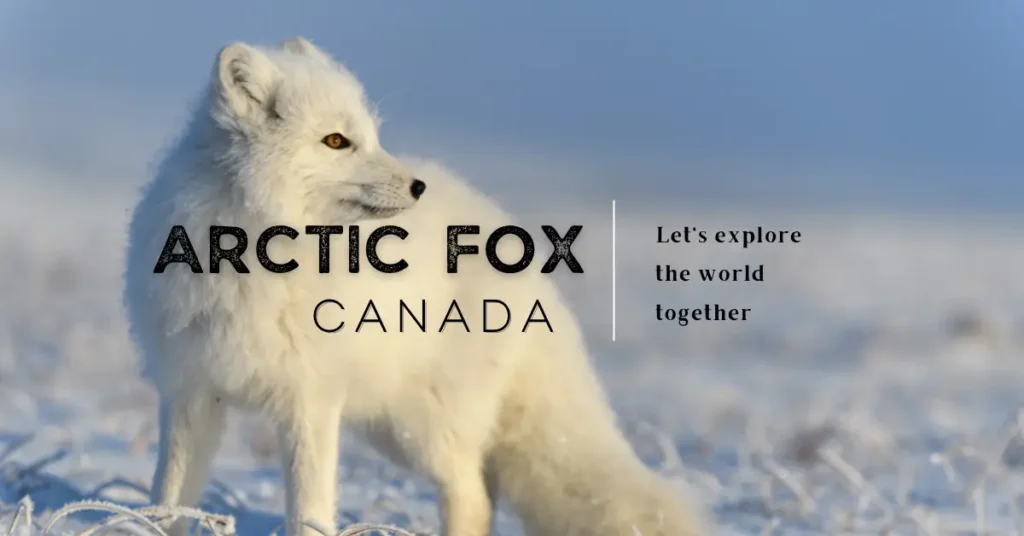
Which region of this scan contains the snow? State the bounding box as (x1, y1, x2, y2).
(3, 162, 1024, 535)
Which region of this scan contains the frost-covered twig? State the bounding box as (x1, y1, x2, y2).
(818, 447, 938, 535)
(753, 455, 816, 514)
(336, 522, 422, 536)
(42, 499, 169, 536)
(7, 496, 34, 535)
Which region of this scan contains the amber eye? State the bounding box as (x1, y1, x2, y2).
(322, 133, 351, 150)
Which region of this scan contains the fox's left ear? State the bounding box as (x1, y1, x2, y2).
(216, 42, 282, 121)
(282, 37, 334, 66)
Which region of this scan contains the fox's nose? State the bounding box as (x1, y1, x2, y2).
(410, 179, 426, 199)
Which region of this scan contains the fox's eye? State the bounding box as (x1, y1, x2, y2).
(322, 133, 351, 150)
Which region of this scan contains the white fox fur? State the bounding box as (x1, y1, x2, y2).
(123, 37, 706, 536)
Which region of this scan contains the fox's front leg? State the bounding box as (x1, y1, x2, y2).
(151, 391, 227, 536)
(276, 399, 344, 536)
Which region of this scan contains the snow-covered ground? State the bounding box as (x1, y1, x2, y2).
(3, 159, 1024, 535)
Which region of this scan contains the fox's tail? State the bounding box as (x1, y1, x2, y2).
(488, 343, 707, 536)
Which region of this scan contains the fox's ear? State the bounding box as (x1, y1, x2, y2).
(216, 42, 281, 120)
(282, 36, 334, 66)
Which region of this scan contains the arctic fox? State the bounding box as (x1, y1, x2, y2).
(123, 37, 705, 536)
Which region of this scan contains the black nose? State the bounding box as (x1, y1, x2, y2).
(410, 179, 426, 199)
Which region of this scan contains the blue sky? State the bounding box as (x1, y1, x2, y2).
(1, 1, 1022, 211)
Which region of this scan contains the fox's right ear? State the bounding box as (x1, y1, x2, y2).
(215, 42, 282, 121)
(282, 36, 334, 66)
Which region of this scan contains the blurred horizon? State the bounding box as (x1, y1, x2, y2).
(1, 1, 1023, 214)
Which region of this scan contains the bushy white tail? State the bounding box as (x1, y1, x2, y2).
(488, 352, 706, 536)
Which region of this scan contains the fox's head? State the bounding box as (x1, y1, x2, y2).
(206, 37, 424, 223)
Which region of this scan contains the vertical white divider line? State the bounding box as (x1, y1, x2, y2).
(612, 199, 617, 342)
